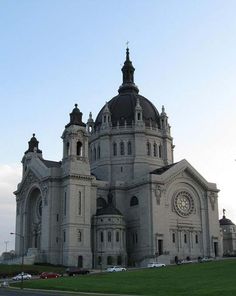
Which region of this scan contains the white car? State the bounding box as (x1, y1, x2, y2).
(147, 262, 166, 268)
(106, 266, 126, 272)
(12, 272, 32, 281)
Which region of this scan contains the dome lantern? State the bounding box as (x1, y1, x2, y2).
(118, 47, 139, 94)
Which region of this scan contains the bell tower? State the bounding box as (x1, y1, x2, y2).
(62, 104, 90, 176)
(61, 104, 93, 267)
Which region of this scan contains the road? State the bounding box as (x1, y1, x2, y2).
(0, 288, 134, 296)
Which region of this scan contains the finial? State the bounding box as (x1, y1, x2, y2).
(126, 41, 129, 49)
(89, 112, 92, 119)
(75, 103, 78, 108)
(126, 46, 130, 61)
(161, 105, 166, 115)
(33, 133, 35, 137)
(223, 208, 226, 217)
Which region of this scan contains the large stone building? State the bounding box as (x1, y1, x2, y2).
(14, 49, 222, 268)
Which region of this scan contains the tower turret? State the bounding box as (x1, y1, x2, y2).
(160, 105, 169, 132)
(101, 102, 112, 129)
(22, 133, 42, 175)
(135, 97, 143, 125)
(62, 104, 90, 175)
(86, 112, 94, 134)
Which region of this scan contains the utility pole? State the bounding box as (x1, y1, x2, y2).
(10, 232, 24, 289)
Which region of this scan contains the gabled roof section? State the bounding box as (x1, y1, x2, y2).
(41, 159, 61, 168)
(151, 159, 218, 192)
(150, 162, 179, 175)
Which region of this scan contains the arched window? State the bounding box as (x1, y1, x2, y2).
(77, 141, 82, 156)
(108, 231, 112, 242)
(78, 255, 83, 268)
(116, 231, 120, 242)
(100, 231, 104, 242)
(137, 112, 141, 120)
(147, 142, 151, 156)
(107, 256, 113, 265)
(113, 143, 117, 156)
(195, 234, 198, 244)
(127, 141, 132, 155)
(120, 141, 124, 155)
(184, 234, 187, 243)
(153, 143, 157, 157)
(98, 256, 102, 265)
(159, 145, 162, 158)
(172, 233, 175, 243)
(130, 196, 139, 206)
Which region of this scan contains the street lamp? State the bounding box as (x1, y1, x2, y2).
(10, 232, 24, 289)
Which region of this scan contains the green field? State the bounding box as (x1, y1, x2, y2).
(11, 260, 236, 296)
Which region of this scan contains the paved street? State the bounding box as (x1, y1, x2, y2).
(0, 288, 134, 296)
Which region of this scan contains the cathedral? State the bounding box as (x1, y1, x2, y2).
(14, 49, 222, 268)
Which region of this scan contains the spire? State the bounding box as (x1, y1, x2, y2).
(118, 47, 139, 94)
(25, 133, 42, 154)
(65, 103, 86, 128)
(87, 112, 94, 133)
(161, 105, 166, 116)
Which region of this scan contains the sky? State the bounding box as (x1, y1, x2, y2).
(0, 0, 236, 255)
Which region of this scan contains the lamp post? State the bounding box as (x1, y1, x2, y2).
(10, 232, 24, 289)
(4, 241, 9, 252)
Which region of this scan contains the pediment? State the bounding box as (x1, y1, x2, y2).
(153, 159, 218, 192)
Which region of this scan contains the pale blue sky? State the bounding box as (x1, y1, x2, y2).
(0, 0, 236, 254)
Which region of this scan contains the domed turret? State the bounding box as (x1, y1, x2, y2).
(219, 209, 235, 226)
(95, 48, 160, 129)
(66, 104, 86, 128)
(25, 133, 42, 154)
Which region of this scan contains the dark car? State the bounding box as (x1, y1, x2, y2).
(40, 272, 61, 279)
(65, 267, 90, 276)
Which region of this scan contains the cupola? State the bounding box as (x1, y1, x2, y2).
(25, 133, 42, 154)
(65, 104, 86, 128)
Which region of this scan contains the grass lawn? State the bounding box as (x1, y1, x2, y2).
(12, 260, 236, 296)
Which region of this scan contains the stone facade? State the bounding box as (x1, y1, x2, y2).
(14, 49, 222, 268)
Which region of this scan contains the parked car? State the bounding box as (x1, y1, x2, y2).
(106, 266, 126, 272)
(65, 267, 90, 276)
(12, 273, 32, 281)
(0, 281, 9, 288)
(179, 260, 193, 264)
(147, 263, 166, 268)
(40, 272, 61, 279)
(199, 257, 214, 263)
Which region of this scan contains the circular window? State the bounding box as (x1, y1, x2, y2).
(173, 191, 194, 217)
